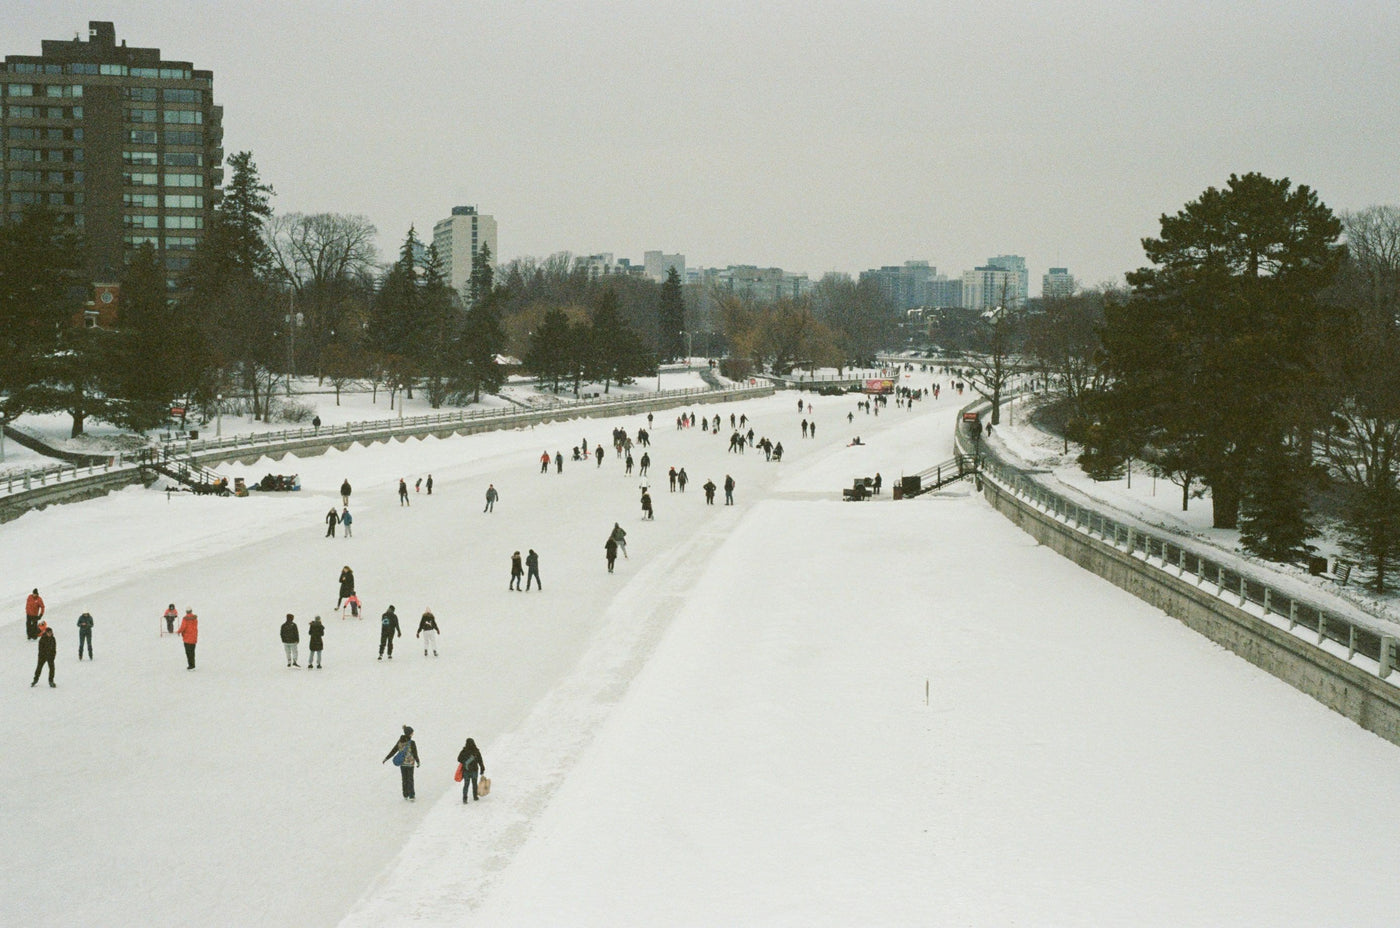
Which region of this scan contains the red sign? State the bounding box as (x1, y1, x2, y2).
(171, 406, 186, 418)
(864, 379, 894, 395)
(962, 411, 980, 422)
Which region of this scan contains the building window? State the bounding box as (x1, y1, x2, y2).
(123, 171, 159, 186)
(164, 172, 203, 188)
(159, 68, 191, 80)
(130, 67, 159, 79)
(7, 127, 38, 140)
(9, 191, 38, 205)
(44, 84, 82, 98)
(163, 89, 202, 104)
(69, 106, 82, 119)
(100, 64, 129, 76)
(8, 147, 39, 161)
(45, 171, 66, 184)
(165, 235, 198, 250)
(9, 170, 39, 184)
(164, 215, 203, 230)
(163, 151, 202, 167)
(124, 150, 159, 165)
(67, 63, 99, 76)
(7, 105, 37, 118)
(126, 108, 158, 123)
(124, 87, 158, 102)
(165, 130, 201, 146)
(124, 214, 160, 229)
(7, 84, 35, 97)
(123, 234, 160, 248)
(162, 109, 202, 125)
(163, 193, 204, 209)
(127, 129, 158, 145)
(123, 192, 159, 208)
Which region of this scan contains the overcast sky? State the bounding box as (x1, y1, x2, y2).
(13, 2, 1400, 293)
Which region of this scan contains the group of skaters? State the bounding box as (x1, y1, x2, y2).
(25, 588, 200, 686)
(382, 725, 488, 804)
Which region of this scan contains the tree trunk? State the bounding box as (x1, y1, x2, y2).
(1182, 478, 1191, 512)
(70, 409, 85, 438)
(1210, 474, 1242, 529)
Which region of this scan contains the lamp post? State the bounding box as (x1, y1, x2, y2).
(216, 394, 223, 438)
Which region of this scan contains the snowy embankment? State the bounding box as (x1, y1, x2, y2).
(6, 369, 1400, 927)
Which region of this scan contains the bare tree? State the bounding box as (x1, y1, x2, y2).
(964, 279, 1021, 425)
(264, 213, 380, 374)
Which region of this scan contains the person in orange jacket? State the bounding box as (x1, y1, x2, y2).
(163, 603, 178, 635)
(177, 608, 198, 670)
(25, 588, 45, 640)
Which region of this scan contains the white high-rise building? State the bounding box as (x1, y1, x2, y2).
(643, 251, 686, 283)
(986, 255, 1029, 306)
(961, 266, 1020, 310)
(431, 206, 497, 298)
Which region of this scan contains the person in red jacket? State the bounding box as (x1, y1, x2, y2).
(25, 588, 45, 640)
(177, 608, 198, 670)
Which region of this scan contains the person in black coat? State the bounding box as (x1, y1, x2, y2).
(325, 507, 339, 538)
(337, 566, 355, 608)
(280, 614, 300, 667)
(382, 725, 420, 800)
(31, 625, 56, 687)
(340, 479, 352, 506)
(605, 537, 618, 573)
(378, 606, 401, 660)
(724, 474, 735, 505)
(458, 737, 486, 803)
(525, 550, 542, 591)
(76, 611, 94, 660)
(307, 616, 325, 669)
(703, 479, 716, 505)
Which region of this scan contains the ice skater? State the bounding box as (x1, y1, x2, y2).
(31, 624, 56, 687)
(458, 737, 486, 803)
(417, 609, 440, 656)
(382, 726, 420, 800)
(378, 605, 401, 659)
(280, 614, 300, 666)
(77, 611, 93, 660)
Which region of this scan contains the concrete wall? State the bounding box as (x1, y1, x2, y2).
(978, 461, 1400, 747)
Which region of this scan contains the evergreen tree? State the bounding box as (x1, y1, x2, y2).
(468, 242, 494, 309)
(420, 244, 460, 408)
(0, 207, 82, 422)
(657, 266, 685, 360)
(182, 151, 279, 419)
(525, 308, 573, 392)
(1098, 172, 1343, 550)
(115, 243, 187, 430)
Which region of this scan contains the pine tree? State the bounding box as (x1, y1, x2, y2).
(0, 207, 83, 423)
(657, 266, 685, 361)
(525, 308, 573, 393)
(1099, 172, 1343, 550)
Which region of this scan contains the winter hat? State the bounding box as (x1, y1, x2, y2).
(286, 613, 294, 620)
(403, 725, 413, 735)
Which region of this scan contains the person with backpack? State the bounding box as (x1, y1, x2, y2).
(325, 506, 339, 538)
(307, 616, 325, 669)
(677, 468, 688, 492)
(417, 609, 440, 657)
(382, 725, 420, 801)
(510, 551, 524, 591)
(76, 611, 94, 661)
(457, 737, 487, 803)
(641, 490, 654, 520)
(280, 614, 300, 667)
(178, 608, 198, 670)
(609, 522, 628, 558)
(31, 624, 56, 687)
(378, 606, 401, 660)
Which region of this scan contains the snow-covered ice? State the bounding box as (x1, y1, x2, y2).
(5, 385, 1400, 927)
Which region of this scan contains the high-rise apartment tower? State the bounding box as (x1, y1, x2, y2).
(0, 21, 223, 290)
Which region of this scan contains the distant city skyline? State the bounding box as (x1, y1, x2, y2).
(9, 3, 1398, 295)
